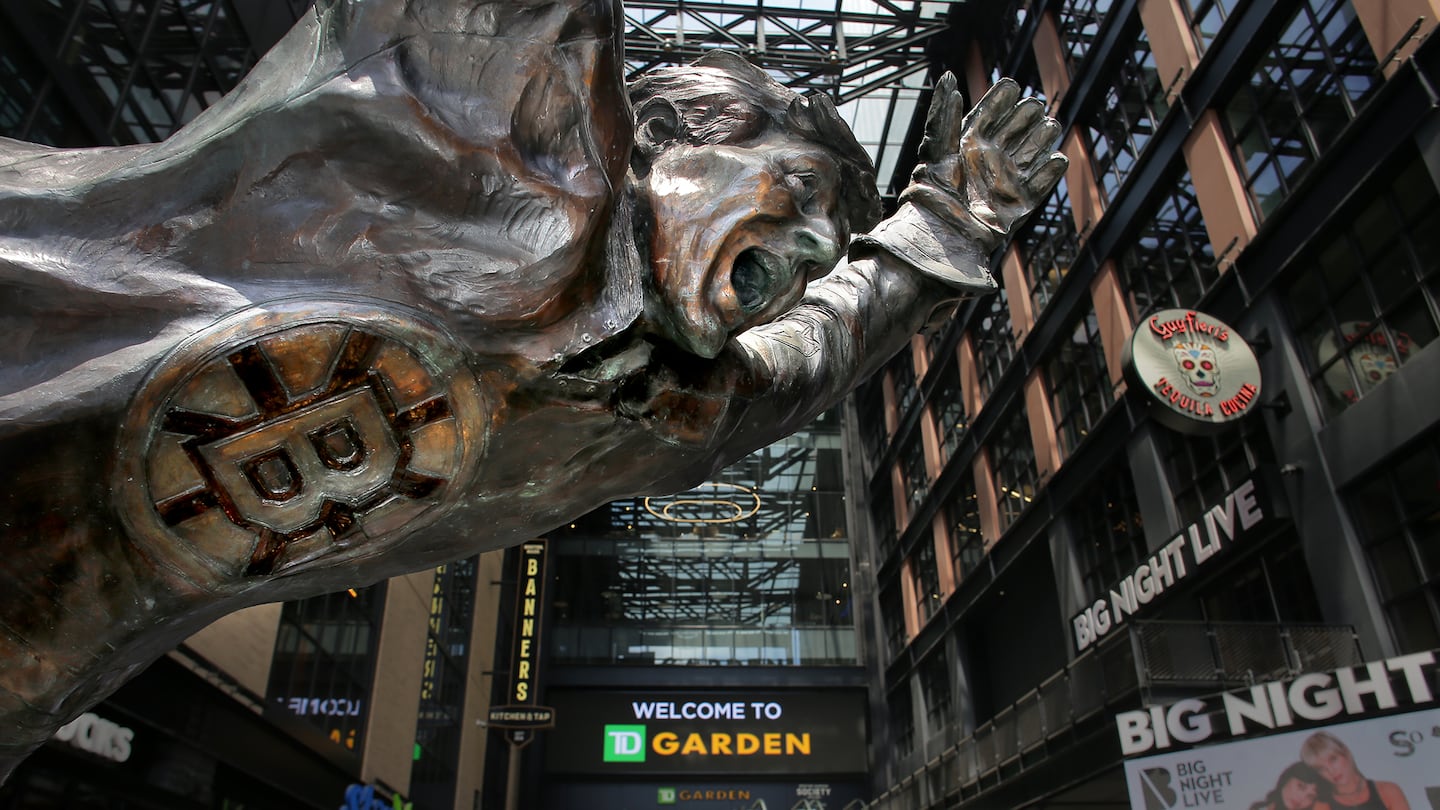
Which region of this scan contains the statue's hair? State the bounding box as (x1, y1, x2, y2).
(629, 51, 884, 235)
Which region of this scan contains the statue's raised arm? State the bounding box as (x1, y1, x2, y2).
(0, 0, 1062, 775)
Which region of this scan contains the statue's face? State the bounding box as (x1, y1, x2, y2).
(638, 130, 845, 357)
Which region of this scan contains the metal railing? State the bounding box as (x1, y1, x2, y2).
(867, 620, 1361, 810)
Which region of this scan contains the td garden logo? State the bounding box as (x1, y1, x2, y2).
(602, 721, 816, 762)
(604, 725, 648, 762)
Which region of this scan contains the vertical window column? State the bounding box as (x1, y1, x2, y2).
(1024, 371, 1064, 482)
(1090, 262, 1134, 391)
(1351, 0, 1436, 76)
(1062, 128, 1107, 242)
(899, 556, 921, 639)
(1000, 244, 1039, 343)
(1015, 181, 1079, 321)
(1031, 10, 1074, 106)
(1140, 0, 1203, 93)
(947, 474, 984, 584)
(1183, 111, 1258, 266)
(988, 406, 1040, 536)
(973, 451, 1003, 552)
(1042, 305, 1112, 461)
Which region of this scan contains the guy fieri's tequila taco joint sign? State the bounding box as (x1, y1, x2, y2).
(1124, 309, 1262, 435)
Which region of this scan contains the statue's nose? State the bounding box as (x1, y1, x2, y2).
(793, 216, 840, 280)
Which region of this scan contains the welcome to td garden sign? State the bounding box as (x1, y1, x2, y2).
(545, 690, 867, 776)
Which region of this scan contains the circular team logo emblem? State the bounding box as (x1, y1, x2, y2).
(116, 300, 487, 582)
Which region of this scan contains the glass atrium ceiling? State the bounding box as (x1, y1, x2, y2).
(1, 0, 953, 199)
(623, 0, 953, 191)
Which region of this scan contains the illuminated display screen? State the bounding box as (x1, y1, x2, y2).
(544, 689, 867, 775)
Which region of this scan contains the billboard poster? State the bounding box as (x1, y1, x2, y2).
(1119, 650, 1440, 810)
(1123, 707, 1440, 810)
(544, 689, 867, 776)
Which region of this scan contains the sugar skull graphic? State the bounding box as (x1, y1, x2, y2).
(1172, 342, 1219, 397)
(1355, 348, 1400, 386)
(1317, 321, 1410, 404)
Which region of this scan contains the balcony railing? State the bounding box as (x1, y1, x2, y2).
(868, 620, 1362, 810)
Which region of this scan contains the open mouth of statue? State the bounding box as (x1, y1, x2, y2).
(731, 248, 785, 313)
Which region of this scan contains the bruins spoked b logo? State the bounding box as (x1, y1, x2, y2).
(117, 301, 487, 582)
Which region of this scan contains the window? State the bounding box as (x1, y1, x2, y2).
(1073, 464, 1146, 603)
(547, 417, 859, 666)
(1180, 0, 1237, 53)
(989, 406, 1038, 532)
(1008, 41, 1049, 111)
(890, 348, 921, 422)
(911, 530, 941, 624)
(1118, 168, 1218, 318)
(1223, 0, 1379, 220)
(947, 475, 984, 581)
(2, 0, 261, 146)
(919, 651, 953, 738)
(872, 474, 899, 561)
(1045, 305, 1111, 458)
(972, 290, 1017, 401)
(889, 685, 916, 760)
(1162, 420, 1274, 528)
(899, 428, 930, 519)
(1055, 0, 1115, 76)
(1197, 535, 1322, 624)
(857, 376, 889, 461)
(1286, 152, 1440, 418)
(1346, 433, 1440, 652)
(1016, 179, 1078, 315)
(1086, 22, 1168, 203)
(992, 1, 1033, 67)
(930, 363, 968, 463)
(265, 584, 387, 763)
(880, 583, 908, 658)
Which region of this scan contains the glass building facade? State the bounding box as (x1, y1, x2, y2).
(549, 409, 855, 668)
(523, 410, 871, 809)
(857, 0, 1440, 808)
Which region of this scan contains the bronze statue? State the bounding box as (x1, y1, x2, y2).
(0, 0, 1064, 772)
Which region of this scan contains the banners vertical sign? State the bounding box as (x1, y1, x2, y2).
(511, 541, 546, 707)
(491, 540, 554, 748)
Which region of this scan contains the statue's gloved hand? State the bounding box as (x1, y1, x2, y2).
(903, 74, 1067, 249)
(854, 73, 1066, 291)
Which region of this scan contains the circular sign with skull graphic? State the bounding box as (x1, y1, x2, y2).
(114, 299, 489, 588)
(1123, 308, 1262, 435)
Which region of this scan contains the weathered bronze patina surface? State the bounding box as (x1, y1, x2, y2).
(0, 0, 1064, 772)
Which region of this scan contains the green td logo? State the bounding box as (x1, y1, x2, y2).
(657, 787, 677, 805)
(603, 725, 647, 762)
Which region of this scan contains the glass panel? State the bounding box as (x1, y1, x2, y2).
(1045, 306, 1111, 458)
(1285, 151, 1440, 416)
(988, 406, 1037, 532)
(1084, 19, 1169, 204)
(265, 583, 387, 764)
(548, 411, 858, 666)
(1346, 433, 1440, 654)
(1221, 0, 1378, 222)
(1073, 463, 1145, 603)
(1118, 169, 1218, 317)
